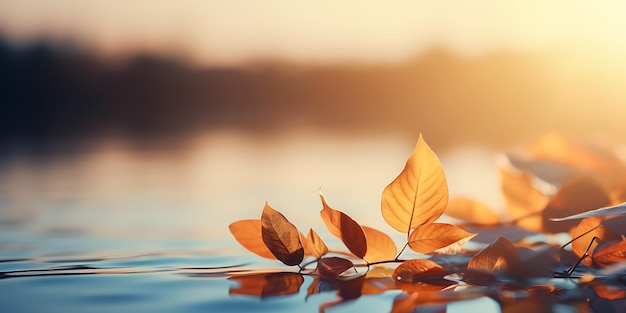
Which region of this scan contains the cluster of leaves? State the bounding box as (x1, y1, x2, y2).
(228, 133, 626, 312)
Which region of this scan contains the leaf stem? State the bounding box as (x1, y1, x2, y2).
(395, 242, 409, 260)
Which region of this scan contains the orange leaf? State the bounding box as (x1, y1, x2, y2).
(500, 167, 549, 232)
(363, 226, 397, 263)
(541, 177, 612, 233)
(228, 272, 304, 298)
(593, 239, 626, 268)
(317, 257, 354, 278)
(408, 223, 475, 254)
(570, 217, 609, 266)
(467, 236, 521, 274)
(306, 228, 328, 259)
(446, 197, 500, 226)
(229, 220, 277, 260)
(392, 259, 447, 283)
(381, 134, 448, 234)
(319, 193, 367, 259)
(261, 202, 304, 266)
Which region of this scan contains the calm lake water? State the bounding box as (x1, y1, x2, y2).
(0, 131, 508, 312)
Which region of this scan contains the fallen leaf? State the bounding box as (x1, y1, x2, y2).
(570, 217, 610, 266)
(392, 259, 447, 283)
(551, 201, 626, 221)
(306, 228, 329, 259)
(381, 133, 448, 234)
(593, 284, 626, 300)
(261, 202, 304, 266)
(362, 226, 397, 263)
(500, 167, 550, 232)
(229, 219, 277, 260)
(593, 239, 626, 268)
(467, 236, 521, 274)
(407, 223, 475, 254)
(319, 193, 367, 259)
(445, 197, 500, 226)
(541, 177, 612, 233)
(229, 272, 304, 298)
(317, 257, 355, 278)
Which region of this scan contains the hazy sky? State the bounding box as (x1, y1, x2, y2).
(1, 1, 626, 65)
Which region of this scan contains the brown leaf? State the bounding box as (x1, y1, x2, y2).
(261, 202, 304, 266)
(362, 226, 397, 263)
(229, 219, 277, 260)
(542, 177, 612, 233)
(408, 223, 475, 254)
(467, 236, 521, 274)
(228, 272, 304, 298)
(446, 197, 500, 226)
(593, 284, 626, 300)
(392, 259, 447, 283)
(593, 239, 626, 268)
(381, 133, 448, 234)
(570, 217, 611, 266)
(500, 167, 549, 232)
(306, 228, 328, 259)
(319, 193, 367, 259)
(317, 257, 355, 278)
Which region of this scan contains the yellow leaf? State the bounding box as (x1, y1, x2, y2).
(229, 219, 277, 260)
(319, 193, 367, 259)
(407, 223, 475, 254)
(446, 197, 500, 226)
(362, 226, 397, 263)
(261, 202, 304, 266)
(306, 228, 328, 259)
(381, 134, 448, 234)
(500, 167, 549, 232)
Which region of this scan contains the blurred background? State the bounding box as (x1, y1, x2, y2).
(1, 1, 626, 243)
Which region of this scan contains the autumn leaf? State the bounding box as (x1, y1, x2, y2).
(229, 220, 277, 260)
(381, 133, 448, 235)
(306, 228, 328, 259)
(500, 167, 550, 232)
(569, 217, 615, 267)
(446, 197, 500, 226)
(362, 226, 397, 263)
(317, 257, 355, 278)
(467, 236, 521, 274)
(541, 177, 612, 233)
(592, 239, 626, 268)
(319, 193, 367, 259)
(261, 202, 304, 266)
(551, 201, 626, 221)
(392, 259, 447, 283)
(407, 223, 475, 254)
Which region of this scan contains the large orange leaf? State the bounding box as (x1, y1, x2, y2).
(392, 259, 447, 283)
(306, 228, 328, 259)
(407, 223, 475, 254)
(362, 226, 397, 263)
(446, 197, 500, 226)
(381, 134, 448, 234)
(261, 202, 304, 266)
(317, 257, 355, 278)
(467, 236, 521, 274)
(229, 220, 277, 260)
(570, 217, 611, 266)
(592, 239, 626, 268)
(500, 167, 549, 232)
(319, 193, 367, 259)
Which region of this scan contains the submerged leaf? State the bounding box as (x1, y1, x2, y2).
(392, 259, 447, 283)
(317, 257, 355, 278)
(229, 272, 304, 298)
(407, 223, 475, 254)
(363, 226, 397, 263)
(319, 193, 367, 259)
(306, 228, 328, 259)
(446, 197, 500, 226)
(381, 134, 448, 234)
(551, 201, 626, 221)
(261, 203, 304, 266)
(229, 220, 277, 260)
